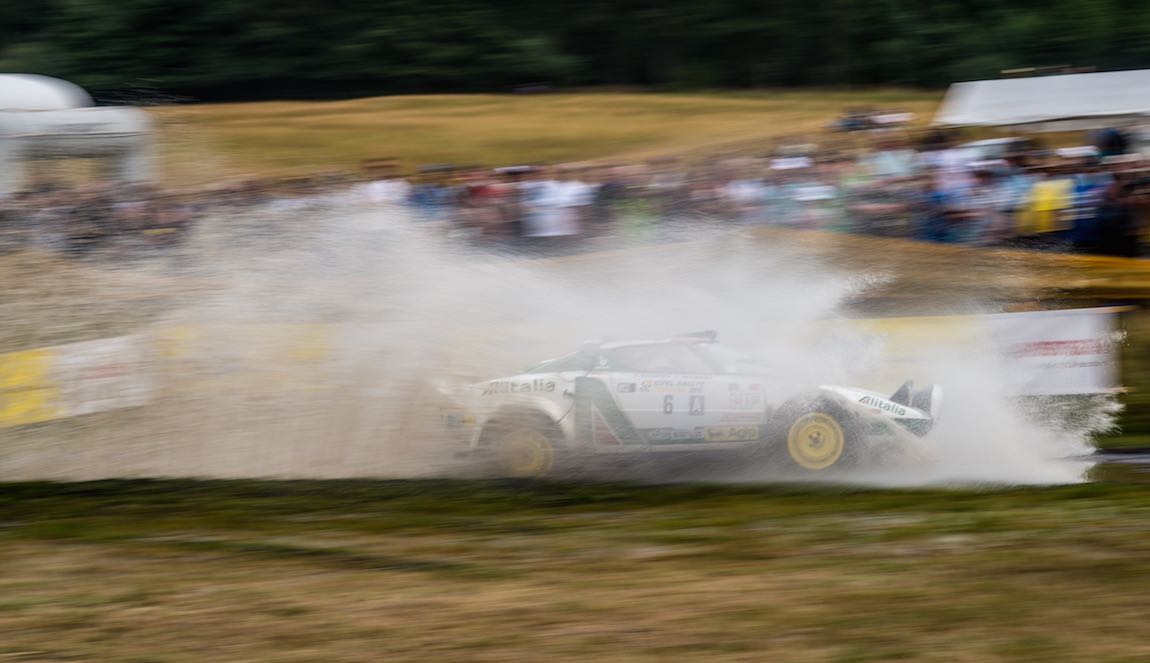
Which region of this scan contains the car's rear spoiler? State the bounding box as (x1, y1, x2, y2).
(892, 380, 943, 421)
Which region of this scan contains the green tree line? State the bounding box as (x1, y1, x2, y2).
(2, 0, 1149, 100)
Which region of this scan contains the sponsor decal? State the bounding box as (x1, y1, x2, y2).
(648, 427, 717, 441)
(704, 426, 760, 442)
(728, 392, 762, 411)
(858, 395, 907, 417)
(653, 427, 703, 441)
(645, 427, 705, 442)
(482, 379, 556, 396)
(639, 378, 707, 394)
(443, 413, 477, 427)
(617, 382, 636, 393)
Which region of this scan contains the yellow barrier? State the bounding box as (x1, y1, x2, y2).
(0, 325, 335, 428)
(0, 348, 61, 427)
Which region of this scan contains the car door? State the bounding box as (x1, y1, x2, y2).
(705, 376, 767, 442)
(691, 343, 773, 442)
(603, 343, 723, 444)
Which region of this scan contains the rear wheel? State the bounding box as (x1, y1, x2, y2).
(483, 416, 561, 478)
(769, 399, 860, 472)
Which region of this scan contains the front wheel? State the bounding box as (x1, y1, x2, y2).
(768, 399, 860, 472)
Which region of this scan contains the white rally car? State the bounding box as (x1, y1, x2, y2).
(441, 332, 941, 477)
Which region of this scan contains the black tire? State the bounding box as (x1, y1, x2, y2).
(481, 412, 562, 478)
(766, 397, 861, 473)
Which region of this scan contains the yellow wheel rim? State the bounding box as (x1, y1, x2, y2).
(786, 412, 845, 470)
(496, 428, 555, 477)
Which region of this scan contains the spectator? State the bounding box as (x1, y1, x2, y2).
(520, 166, 582, 252)
(1015, 164, 1076, 248)
(961, 164, 1013, 244)
(724, 161, 769, 224)
(1096, 177, 1142, 257)
(589, 165, 625, 232)
(1093, 127, 1130, 159)
(410, 166, 455, 223)
(358, 158, 412, 205)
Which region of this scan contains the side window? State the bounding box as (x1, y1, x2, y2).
(606, 344, 714, 374)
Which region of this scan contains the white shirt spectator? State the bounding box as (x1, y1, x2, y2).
(522, 179, 582, 237)
(864, 149, 918, 179)
(724, 179, 766, 206)
(921, 148, 974, 195)
(559, 179, 596, 207)
(359, 177, 412, 205)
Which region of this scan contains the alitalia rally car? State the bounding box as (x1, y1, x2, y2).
(440, 332, 941, 477)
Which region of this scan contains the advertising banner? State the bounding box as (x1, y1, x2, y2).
(845, 307, 1123, 396)
(0, 335, 153, 427)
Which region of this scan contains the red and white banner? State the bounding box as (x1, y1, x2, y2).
(845, 307, 1123, 396)
(989, 308, 1121, 396)
(51, 336, 154, 416)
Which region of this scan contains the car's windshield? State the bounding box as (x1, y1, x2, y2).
(695, 342, 775, 375)
(605, 343, 715, 374)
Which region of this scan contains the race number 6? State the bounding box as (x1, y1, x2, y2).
(663, 395, 674, 414)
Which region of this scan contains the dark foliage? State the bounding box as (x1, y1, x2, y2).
(0, 0, 1146, 99)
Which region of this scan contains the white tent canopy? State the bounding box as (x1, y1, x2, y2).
(0, 73, 92, 111)
(0, 74, 154, 195)
(933, 69, 1150, 128)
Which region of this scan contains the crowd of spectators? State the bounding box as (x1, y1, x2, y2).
(365, 126, 1150, 257)
(5, 123, 1150, 260)
(0, 174, 356, 258)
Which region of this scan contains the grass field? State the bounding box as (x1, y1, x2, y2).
(3, 479, 1150, 662)
(151, 90, 942, 185)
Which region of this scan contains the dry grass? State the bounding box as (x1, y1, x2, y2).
(3, 480, 1150, 662)
(150, 90, 942, 185)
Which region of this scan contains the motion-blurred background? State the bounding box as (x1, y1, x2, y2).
(8, 2, 1150, 661)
